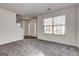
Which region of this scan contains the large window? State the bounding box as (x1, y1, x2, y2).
(43, 18, 53, 34)
(54, 15, 66, 34)
(43, 15, 66, 35)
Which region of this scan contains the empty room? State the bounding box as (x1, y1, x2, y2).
(0, 3, 79, 56)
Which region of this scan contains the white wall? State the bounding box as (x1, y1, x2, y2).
(0, 8, 23, 45)
(37, 6, 78, 46)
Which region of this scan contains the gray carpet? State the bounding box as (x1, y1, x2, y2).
(0, 39, 79, 56)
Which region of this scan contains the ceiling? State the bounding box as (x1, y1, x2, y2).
(0, 3, 76, 18)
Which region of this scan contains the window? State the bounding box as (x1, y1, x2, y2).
(43, 15, 66, 35)
(43, 18, 53, 34)
(17, 23, 21, 27)
(54, 15, 66, 34)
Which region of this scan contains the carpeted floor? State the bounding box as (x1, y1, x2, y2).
(0, 39, 79, 56)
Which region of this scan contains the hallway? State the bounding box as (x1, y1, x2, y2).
(0, 38, 78, 56)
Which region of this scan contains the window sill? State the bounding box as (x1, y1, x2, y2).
(43, 33, 66, 36)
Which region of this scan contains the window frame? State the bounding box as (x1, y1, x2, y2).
(44, 25, 53, 34)
(43, 15, 66, 35)
(53, 25, 66, 35)
(43, 17, 53, 34)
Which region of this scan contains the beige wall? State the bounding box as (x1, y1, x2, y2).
(0, 8, 23, 45)
(37, 6, 78, 46)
